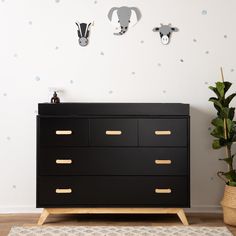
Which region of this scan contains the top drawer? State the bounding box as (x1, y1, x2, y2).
(39, 117, 89, 146)
(90, 119, 138, 146)
(139, 119, 188, 147)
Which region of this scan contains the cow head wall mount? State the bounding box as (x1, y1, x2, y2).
(108, 6, 141, 35)
(153, 24, 178, 45)
(75, 22, 92, 47)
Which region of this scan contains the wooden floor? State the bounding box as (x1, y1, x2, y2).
(0, 213, 235, 236)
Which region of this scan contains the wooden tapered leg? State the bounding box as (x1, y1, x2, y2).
(38, 209, 50, 225)
(177, 209, 189, 226)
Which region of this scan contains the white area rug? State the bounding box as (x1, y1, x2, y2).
(8, 226, 233, 236)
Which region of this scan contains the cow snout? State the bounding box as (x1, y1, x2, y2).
(79, 37, 89, 47)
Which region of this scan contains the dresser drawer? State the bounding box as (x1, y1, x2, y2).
(37, 176, 189, 207)
(38, 148, 187, 176)
(90, 119, 138, 146)
(139, 119, 188, 146)
(39, 118, 89, 146)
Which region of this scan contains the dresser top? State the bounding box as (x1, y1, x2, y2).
(38, 103, 189, 116)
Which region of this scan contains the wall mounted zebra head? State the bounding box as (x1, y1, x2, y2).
(75, 22, 92, 47)
(153, 24, 178, 45)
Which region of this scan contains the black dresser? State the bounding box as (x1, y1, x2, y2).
(37, 103, 190, 221)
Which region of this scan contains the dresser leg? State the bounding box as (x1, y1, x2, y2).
(38, 209, 50, 225)
(177, 209, 189, 226)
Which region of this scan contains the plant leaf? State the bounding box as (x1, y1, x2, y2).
(224, 81, 232, 94)
(212, 140, 221, 149)
(228, 181, 236, 186)
(219, 157, 233, 165)
(211, 127, 225, 139)
(225, 93, 236, 107)
(211, 118, 224, 127)
(223, 170, 236, 182)
(216, 82, 225, 98)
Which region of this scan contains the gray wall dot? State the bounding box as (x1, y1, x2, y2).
(6, 136, 11, 140)
(224, 35, 227, 38)
(108, 90, 113, 94)
(180, 59, 184, 62)
(55, 0, 60, 2)
(12, 185, 16, 189)
(201, 10, 207, 15)
(14, 53, 18, 58)
(70, 80, 74, 84)
(204, 81, 209, 85)
(35, 76, 40, 81)
(231, 69, 234, 72)
(140, 40, 144, 44)
(205, 51, 209, 54)
(28, 21, 32, 25)
(162, 90, 166, 93)
(100, 52, 104, 55)
(131, 72, 135, 75)
(3, 93, 7, 96)
(157, 63, 161, 67)
(55, 46, 59, 50)
(208, 127, 212, 131)
(193, 38, 197, 42)
(94, 0, 98, 4)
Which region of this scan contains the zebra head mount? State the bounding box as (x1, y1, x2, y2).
(153, 24, 178, 45)
(75, 22, 92, 47)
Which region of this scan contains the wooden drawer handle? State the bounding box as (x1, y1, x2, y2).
(55, 188, 72, 194)
(155, 188, 172, 194)
(155, 130, 171, 135)
(55, 130, 72, 135)
(105, 130, 122, 135)
(155, 160, 172, 165)
(56, 159, 72, 164)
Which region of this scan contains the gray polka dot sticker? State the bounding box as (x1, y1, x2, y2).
(205, 50, 209, 54)
(12, 185, 16, 189)
(94, 0, 98, 4)
(224, 35, 227, 39)
(55, 0, 60, 3)
(70, 80, 74, 84)
(230, 69, 234, 72)
(131, 71, 135, 75)
(208, 127, 212, 131)
(201, 10, 207, 15)
(193, 38, 197, 42)
(13, 53, 18, 58)
(210, 177, 214, 181)
(162, 90, 166, 94)
(100, 52, 104, 56)
(35, 76, 40, 81)
(28, 21, 32, 25)
(157, 63, 161, 67)
(55, 46, 59, 50)
(140, 40, 144, 44)
(180, 59, 184, 63)
(108, 90, 113, 94)
(204, 81, 209, 85)
(3, 93, 7, 96)
(6, 136, 11, 140)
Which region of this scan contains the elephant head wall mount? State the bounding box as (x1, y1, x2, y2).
(108, 6, 142, 35)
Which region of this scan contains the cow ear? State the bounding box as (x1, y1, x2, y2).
(75, 22, 79, 27)
(153, 27, 159, 32)
(171, 27, 178, 32)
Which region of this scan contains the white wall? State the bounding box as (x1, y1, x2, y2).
(0, 0, 236, 213)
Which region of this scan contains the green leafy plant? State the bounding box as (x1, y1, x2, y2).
(209, 68, 236, 186)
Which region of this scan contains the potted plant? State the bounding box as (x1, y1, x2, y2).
(209, 68, 236, 225)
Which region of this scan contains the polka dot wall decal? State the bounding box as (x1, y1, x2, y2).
(204, 81, 209, 85)
(231, 69, 234, 72)
(224, 35, 227, 39)
(131, 71, 135, 75)
(201, 10, 207, 15)
(205, 50, 209, 54)
(108, 90, 113, 94)
(157, 63, 161, 67)
(55, 46, 59, 50)
(3, 93, 7, 96)
(162, 90, 166, 93)
(6, 136, 11, 140)
(210, 177, 214, 181)
(193, 38, 197, 42)
(70, 80, 74, 84)
(55, 0, 60, 2)
(12, 185, 16, 189)
(140, 40, 144, 44)
(13, 53, 18, 58)
(94, 0, 98, 4)
(100, 52, 104, 55)
(208, 127, 212, 131)
(35, 76, 40, 81)
(180, 59, 184, 63)
(28, 21, 32, 25)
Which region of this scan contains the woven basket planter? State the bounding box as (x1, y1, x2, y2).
(221, 185, 236, 226)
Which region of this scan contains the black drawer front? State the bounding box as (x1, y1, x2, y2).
(139, 119, 188, 147)
(90, 119, 138, 146)
(37, 176, 188, 207)
(39, 148, 187, 176)
(39, 118, 89, 146)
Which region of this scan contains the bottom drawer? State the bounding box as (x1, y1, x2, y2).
(37, 176, 189, 207)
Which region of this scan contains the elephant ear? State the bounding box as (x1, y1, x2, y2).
(108, 7, 119, 21)
(130, 7, 142, 21)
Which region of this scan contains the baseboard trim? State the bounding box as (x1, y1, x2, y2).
(0, 205, 222, 214)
